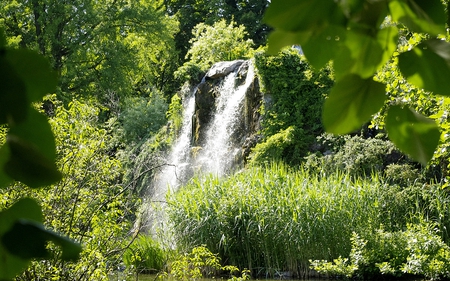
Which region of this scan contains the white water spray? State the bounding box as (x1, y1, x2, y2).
(195, 62, 255, 176)
(145, 60, 255, 233)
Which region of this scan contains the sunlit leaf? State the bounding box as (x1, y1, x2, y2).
(302, 25, 346, 70)
(389, 0, 446, 35)
(267, 30, 311, 55)
(0, 146, 12, 188)
(263, 0, 343, 32)
(398, 39, 450, 96)
(377, 26, 399, 66)
(0, 57, 28, 125)
(386, 105, 440, 165)
(323, 74, 386, 134)
(334, 31, 383, 79)
(5, 49, 57, 102)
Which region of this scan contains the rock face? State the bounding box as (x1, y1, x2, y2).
(192, 60, 263, 167)
(204, 60, 246, 79)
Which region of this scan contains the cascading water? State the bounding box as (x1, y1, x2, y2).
(151, 91, 196, 202)
(144, 60, 258, 233)
(195, 61, 255, 176)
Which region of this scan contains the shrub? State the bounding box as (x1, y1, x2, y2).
(304, 133, 414, 179)
(384, 163, 422, 186)
(311, 223, 450, 280)
(247, 126, 294, 165)
(169, 246, 249, 281)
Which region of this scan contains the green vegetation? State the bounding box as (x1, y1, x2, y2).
(3, 0, 450, 280)
(264, 0, 448, 165)
(175, 19, 255, 82)
(311, 224, 450, 280)
(252, 48, 333, 165)
(167, 164, 450, 279)
(123, 235, 168, 276)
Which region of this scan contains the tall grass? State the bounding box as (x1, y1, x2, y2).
(166, 163, 418, 277)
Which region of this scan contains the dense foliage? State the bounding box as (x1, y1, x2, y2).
(4, 99, 140, 280)
(175, 19, 255, 84)
(167, 163, 450, 279)
(251, 48, 332, 164)
(0, 0, 179, 102)
(164, 0, 270, 59)
(3, 0, 450, 280)
(264, 0, 449, 165)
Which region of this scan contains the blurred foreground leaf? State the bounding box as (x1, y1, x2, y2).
(323, 74, 386, 134)
(386, 105, 440, 165)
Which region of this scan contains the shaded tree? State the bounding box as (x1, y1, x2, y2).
(0, 0, 179, 102)
(164, 0, 269, 61)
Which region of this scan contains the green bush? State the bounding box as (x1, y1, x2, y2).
(248, 126, 294, 165)
(304, 134, 413, 179)
(169, 246, 250, 281)
(311, 223, 450, 280)
(253, 48, 333, 164)
(384, 163, 422, 186)
(120, 91, 168, 144)
(123, 235, 167, 274)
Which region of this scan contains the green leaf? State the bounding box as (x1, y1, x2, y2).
(263, 0, 343, 32)
(398, 39, 450, 96)
(267, 30, 311, 55)
(346, 0, 388, 30)
(3, 220, 81, 261)
(4, 49, 57, 102)
(323, 74, 386, 134)
(377, 26, 399, 66)
(0, 57, 28, 125)
(386, 105, 440, 165)
(0, 198, 42, 280)
(0, 146, 12, 188)
(8, 108, 57, 160)
(0, 199, 81, 280)
(389, 0, 446, 36)
(4, 135, 62, 188)
(4, 109, 62, 188)
(334, 30, 383, 79)
(302, 25, 346, 70)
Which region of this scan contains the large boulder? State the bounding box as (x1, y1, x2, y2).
(205, 60, 245, 79)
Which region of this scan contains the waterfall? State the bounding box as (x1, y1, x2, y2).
(144, 60, 258, 234)
(195, 61, 255, 176)
(151, 91, 196, 202)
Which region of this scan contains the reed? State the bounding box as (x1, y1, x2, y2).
(166, 163, 410, 277)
